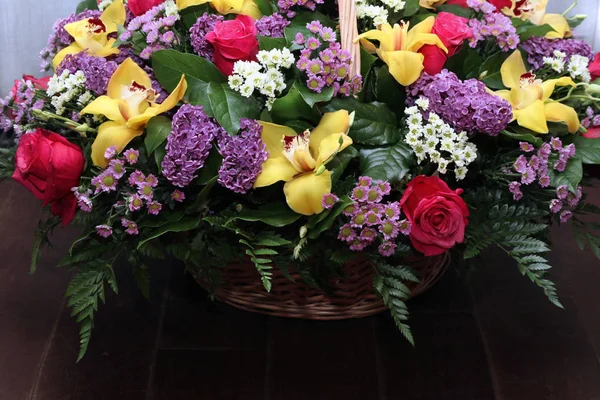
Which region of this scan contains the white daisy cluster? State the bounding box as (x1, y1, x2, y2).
(542, 50, 567, 73)
(228, 48, 295, 110)
(404, 98, 478, 181)
(97, 0, 115, 10)
(543, 51, 591, 82)
(46, 70, 93, 116)
(163, 0, 179, 17)
(355, 0, 406, 27)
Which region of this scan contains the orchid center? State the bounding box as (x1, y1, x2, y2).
(119, 81, 156, 120)
(393, 22, 409, 51)
(282, 130, 317, 173)
(86, 18, 107, 35)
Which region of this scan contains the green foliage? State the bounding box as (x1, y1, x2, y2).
(137, 216, 201, 249)
(573, 217, 600, 260)
(328, 146, 359, 185)
(479, 51, 510, 89)
(258, 36, 287, 51)
(402, 0, 420, 17)
(75, 0, 98, 13)
(145, 116, 171, 156)
(240, 239, 276, 292)
(295, 82, 334, 107)
(436, 4, 475, 18)
(513, 19, 556, 41)
(180, 4, 211, 28)
(0, 147, 16, 180)
(30, 217, 61, 275)
(572, 136, 600, 164)
(270, 82, 320, 124)
(374, 66, 406, 112)
(206, 82, 262, 135)
(359, 142, 414, 182)
(501, 129, 543, 147)
(228, 203, 302, 227)
(548, 156, 583, 193)
(132, 263, 151, 300)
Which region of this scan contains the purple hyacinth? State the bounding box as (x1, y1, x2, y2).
(162, 105, 225, 187)
(217, 119, 268, 194)
(190, 13, 224, 60)
(521, 36, 594, 70)
(256, 13, 290, 38)
(468, 12, 519, 52)
(56, 53, 118, 95)
(408, 70, 513, 136)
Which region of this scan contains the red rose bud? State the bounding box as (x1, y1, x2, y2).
(589, 53, 600, 81)
(206, 15, 259, 76)
(12, 128, 85, 226)
(420, 45, 448, 75)
(128, 0, 165, 16)
(399, 175, 469, 257)
(446, 0, 511, 10)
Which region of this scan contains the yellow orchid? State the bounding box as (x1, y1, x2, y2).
(419, 0, 447, 9)
(254, 111, 353, 216)
(176, 0, 261, 19)
(506, 0, 571, 38)
(494, 50, 580, 134)
(52, 0, 126, 68)
(355, 17, 448, 86)
(81, 58, 188, 167)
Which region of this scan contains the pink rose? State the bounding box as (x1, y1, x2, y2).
(206, 15, 259, 76)
(128, 0, 165, 16)
(400, 175, 469, 256)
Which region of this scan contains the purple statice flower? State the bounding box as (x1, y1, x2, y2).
(277, 0, 324, 18)
(322, 193, 339, 210)
(567, 191, 581, 208)
(190, 13, 224, 60)
(73, 188, 93, 213)
(128, 170, 146, 187)
(138, 182, 154, 201)
(96, 225, 113, 238)
(350, 209, 367, 228)
(513, 155, 528, 173)
(1, 80, 43, 138)
(538, 175, 550, 187)
(123, 149, 140, 165)
(342, 203, 359, 217)
(338, 223, 357, 243)
(376, 180, 392, 196)
(56, 53, 117, 95)
(383, 203, 401, 221)
(399, 219, 412, 236)
(256, 13, 290, 38)
(349, 239, 367, 252)
(550, 137, 562, 151)
(39, 9, 101, 70)
(509, 181, 523, 201)
(360, 227, 378, 244)
(379, 241, 397, 257)
(553, 159, 567, 172)
(408, 70, 512, 136)
(129, 194, 144, 212)
(521, 36, 594, 70)
(520, 142, 534, 152)
(366, 186, 383, 204)
(295, 32, 306, 45)
(365, 211, 382, 226)
(121, 218, 139, 236)
(550, 199, 562, 213)
(379, 219, 399, 241)
(468, 12, 519, 52)
(147, 201, 162, 215)
(556, 185, 569, 200)
(109, 159, 126, 179)
(521, 167, 536, 185)
(104, 145, 118, 160)
(559, 210, 573, 224)
(352, 185, 369, 203)
(162, 104, 225, 187)
(145, 174, 159, 187)
(561, 144, 576, 159)
(217, 119, 268, 194)
(171, 190, 185, 203)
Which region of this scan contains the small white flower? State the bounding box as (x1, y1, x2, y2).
(415, 97, 430, 110)
(437, 159, 449, 174)
(228, 75, 244, 90)
(404, 106, 419, 116)
(163, 0, 179, 17)
(239, 83, 255, 97)
(455, 166, 468, 180)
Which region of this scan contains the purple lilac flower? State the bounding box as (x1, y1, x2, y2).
(147, 201, 162, 215)
(408, 70, 512, 136)
(190, 13, 224, 59)
(217, 119, 268, 194)
(277, 0, 324, 18)
(56, 53, 117, 95)
(96, 225, 113, 238)
(521, 36, 594, 70)
(129, 194, 144, 212)
(162, 105, 225, 187)
(121, 218, 139, 235)
(379, 241, 397, 257)
(509, 181, 523, 201)
(468, 12, 519, 52)
(123, 149, 140, 165)
(256, 13, 290, 38)
(322, 193, 339, 210)
(559, 210, 573, 224)
(171, 190, 185, 203)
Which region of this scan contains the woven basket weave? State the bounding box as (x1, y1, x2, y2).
(195, 3, 449, 319)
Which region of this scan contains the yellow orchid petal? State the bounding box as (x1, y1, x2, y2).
(176, 0, 211, 10)
(81, 95, 125, 123)
(541, 76, 575, 100)
(544, 102, 580, 133)
(125, 111, 156, 131)
(91, 121, 143, 167)
(406, 32, 448, 53)
(358, 38, 378, 54)
(309, 110, 350, 156)
(513, 100, 549, 133)
(494, 89, 513, 104)
(542, 14, 571, 39)
(52, 43, 82, 69)
(501, 50, 528, 89)
(97, 38, 121, 57)
(419, 0, 447, 9)
(211, 0, 262, 18)
(283, 170, 332, 216)
(107, 58, 153, 99)
(355, 27, 394, 52)
(254, 157, 298, 188)
(315, 133, 353, 167)
(258, 121, 296, 155)
(380, 50, 425, 86)
(511, 85, 542, 110)
(100, 0, 126, 33)
(151, 75, 188, 116)
(407, 16, 435, 37)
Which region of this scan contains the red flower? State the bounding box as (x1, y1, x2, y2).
(583, 127, 600, 139)
(419, 12, 472, 75)
(206, 15, 259, 76)
(399, 175, 469, 256)
(589, 53, 600, 81)
(446, 0, 512, 10)
(12, 129, 85, 226)
(128, 0, 165, 16)
(10, 75, 50, 100)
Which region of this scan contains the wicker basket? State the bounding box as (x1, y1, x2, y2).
(195, 3, 449, 319)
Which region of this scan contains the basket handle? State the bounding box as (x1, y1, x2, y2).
(338, 0, 361, 78)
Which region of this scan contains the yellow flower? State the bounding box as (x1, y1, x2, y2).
(505, 0, 570, 38)
(176, 0, 261, 19)
(81, 58, 188, 167)
(494, 50, 579, 134)
(355, 17, 447, 86)
(52, 0, 126, 68)
(254, 111, 353, 216)
(419, 0, 447, 9)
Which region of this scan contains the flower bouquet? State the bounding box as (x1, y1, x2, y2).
(1, 0, 600, 360)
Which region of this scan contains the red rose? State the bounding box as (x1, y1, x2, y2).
(446, 0, 511, 10)
(583, 127, 600, 139)
(589, 53, 600, 81)
(206, 15, 259, 76)
(419, 13, 472, 75)
(12, 129, 85, 226)
(128, 0, 165, 16)
(400, 175, 469, 256)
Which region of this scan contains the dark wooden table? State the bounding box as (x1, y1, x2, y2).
(1, 180, 600, 400)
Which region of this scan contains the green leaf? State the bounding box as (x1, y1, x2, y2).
(197, 148, 223, 185)
(549, 156, 583, 193)
(375, 65, 406, 112)
(154, 142, 167, 174)
(137, 217, 201, 249)
(258, 36, 287, 51)
(132, 264, 150, 300)
(206, 82, 262, 135)
(501, 129, 543, 147)
(436, 4, 475, 18)
(328, 146, 359, 184)
(517, 23, 556, 41)
(76, 0, 98, 13)
(229, 203, 301, 227)
(308, 196, 354, 239)
(145, 116, 171, 156)
(180, 4, 211, 28)
(295, 81, 334, 107)
(573, 136, 600, 164)
(270, 83, 319, 124)
(403, 0, 420, 17)
(480, 51, 510, 90)
(323, 97, 401, 145)
(359, 142, 414, 182)
(151, 50, 226, 113)
(254, 0, 273, 15)
(360, 47, 378, 77)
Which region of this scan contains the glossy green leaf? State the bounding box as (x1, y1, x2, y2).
(197, 148, 223, 185)
(501, 129, 543, 147)
(328, 146, 359, 184)
(403, 0, 420, 16)
(145, 116, 171, 155)
(229, 203, 302, 227)
(359, 142, 414, 182)
(517, 23, 556, 41)
(360, 47, 378, 77)
(436, 4, 475, 18)
(180, 4, 212, 28)
(549, 156, 583, 193)
(154, 142, 167, 174)
(375, 65, 406, 113)
(258, 36, 287, 51)
(254, 0, 274, 15)
(308, 196, 354, 239)
(573, 136, 600, 164)
(76, 0, 98, 13)
(295, 81, 334, 107)
(137, 217, 201, 249)
(270, 83, 319, 124)
(207, 82, 262, 135)
(480, 51, 510, 90)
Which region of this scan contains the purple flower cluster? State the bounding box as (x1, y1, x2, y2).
(277, 0, 324, 18)
(582, 107, 600, 129)
(39, 9, 101, 70)
(0, 80, 44, 138)
(256, 13, 290, 38)
(295, 21, 362, 96)
(190, 12, 224, 60)
(73, 188, 93, 213)
(217, 119, 268, 194)
(162, 105, 225, 188)
(120, 3, 179, 60)
(549, 185, 582, 224)
(57, 53, 118, 95)
(338, 177, 410, 257)
(408, 70, 513, 136)
(521, 36, 594, 70)
(466, 0, 497, 14)
(509, 138, 577, 201)
(468, 12, 519, 52)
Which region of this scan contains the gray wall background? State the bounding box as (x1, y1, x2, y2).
(0, 0, 598, 94)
